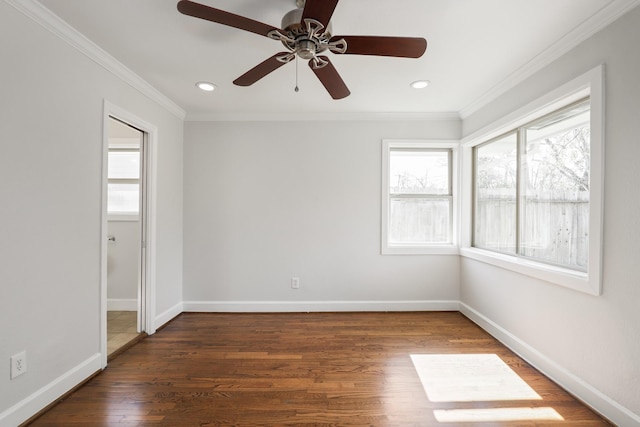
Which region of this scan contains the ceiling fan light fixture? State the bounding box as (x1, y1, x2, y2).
(196, 81, 216, 92)
(411, 80, 430, 89)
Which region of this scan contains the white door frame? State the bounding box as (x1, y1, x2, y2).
(101, 100, 158, 368)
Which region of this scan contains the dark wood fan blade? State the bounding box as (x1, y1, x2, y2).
(177, 0, 278, 38)
(309, 56, 350, 100)
(301, 0, 339, 28)
(331, 36, 427, 58)
(233, 53, 292, 86)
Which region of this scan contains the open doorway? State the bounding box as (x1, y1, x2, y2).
(101, 101, 158, 368)
(105, 116, 146, 358)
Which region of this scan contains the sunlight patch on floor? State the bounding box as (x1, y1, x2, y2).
(410, 354, 541, 402)
(434, 407, 564, 422)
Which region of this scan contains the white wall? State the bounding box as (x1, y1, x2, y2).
(183, 120, 461, 311)
(0, 1, 183, 424)
(460, 6, 640, 425)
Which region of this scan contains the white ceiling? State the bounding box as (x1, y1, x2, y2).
(36, 0, 634, 120)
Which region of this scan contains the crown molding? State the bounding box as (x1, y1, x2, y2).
(5, 0, 187, 120)
(459, 0, 640, 119)
(185, 111, 462, 122)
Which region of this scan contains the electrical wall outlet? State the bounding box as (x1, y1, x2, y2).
(291, 277, 300, 289)
(10, 351, 27, 379)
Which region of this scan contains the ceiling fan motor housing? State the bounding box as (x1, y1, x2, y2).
(281, 7, 331, 35)
(279, 8, 333, 60)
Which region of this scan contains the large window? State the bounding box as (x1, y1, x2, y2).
(461, 64, 604, 295)
(382, 140, 458, 254)
(474, 99, 590, 270)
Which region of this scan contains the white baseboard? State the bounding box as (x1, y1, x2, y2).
(155, 301, 183, 330)
(107, 298, 138, 311)
(460, 302, 640, 427)
(182, 300, 460, 313)
(0, 353, 101, 427)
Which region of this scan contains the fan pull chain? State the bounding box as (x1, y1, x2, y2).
(294, 55, 299, 93)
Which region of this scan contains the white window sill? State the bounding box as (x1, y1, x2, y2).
(383, 244, 460, 255)
(459, 247, 599, 296)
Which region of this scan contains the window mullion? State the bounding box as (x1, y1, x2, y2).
(516, 128, 524, 256)
(471, 147, 478, 248)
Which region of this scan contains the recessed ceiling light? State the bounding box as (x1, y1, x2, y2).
(196, 81, 216, 92)
(411, 80, 430, 89)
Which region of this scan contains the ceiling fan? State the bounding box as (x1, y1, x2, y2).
(177, 0, 427, 99)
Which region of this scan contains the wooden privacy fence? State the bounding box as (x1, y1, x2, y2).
(476, 189, 589, 269)
(389, 198, 450, 243)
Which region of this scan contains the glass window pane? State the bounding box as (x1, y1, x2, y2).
(389, 197, 451, 244)
(108, 183, 139, 214)
(474, 133, 517, 253)
(521, 106, 590, 268)
(390, 150, 449, 195)
(108, 151, 140, 179)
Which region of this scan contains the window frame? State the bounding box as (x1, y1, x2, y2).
(460, 65, 604, 295)
(382, 139, 460, 255)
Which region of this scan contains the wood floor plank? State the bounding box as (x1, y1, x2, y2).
(28, 312, 611, 426)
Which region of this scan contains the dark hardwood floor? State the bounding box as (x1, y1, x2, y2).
(29, 312, 610, 426)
